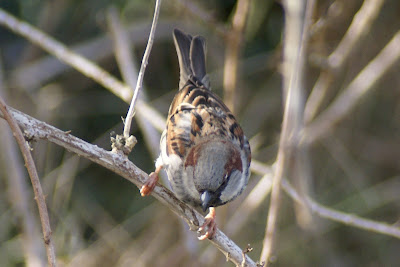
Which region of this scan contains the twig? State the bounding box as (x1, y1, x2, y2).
(0, 106, 256, 267)
(107, 7, 161, 158)
(304, 0, 385, 122)
(123, 0, 162, 138)
(260, 0, 309, 264)
(223, 0, 251, 113)
(242, 244, 254, 267)
(302, 30, 400, 144)
(0, 99, 56, 266)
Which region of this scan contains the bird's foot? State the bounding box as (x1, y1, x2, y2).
(198, 207, 217, 240)
(140, 166, 162, 196)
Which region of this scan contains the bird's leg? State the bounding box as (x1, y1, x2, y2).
(198, 207, 217, 240)
(140, 165, 163, 196)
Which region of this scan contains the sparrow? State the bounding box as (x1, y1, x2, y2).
(140, 29, 251, 240)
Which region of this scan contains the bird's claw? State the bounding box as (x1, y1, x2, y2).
(197, 211, 217, 240)
(140, 172, 158, 196)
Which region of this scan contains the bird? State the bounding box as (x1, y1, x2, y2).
(140, 28, 251, 240)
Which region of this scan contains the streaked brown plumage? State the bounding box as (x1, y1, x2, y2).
(141, 29, 251, 240)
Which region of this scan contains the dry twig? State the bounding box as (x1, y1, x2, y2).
(122, 0, 163, 138)
(107, 7, 161, 158)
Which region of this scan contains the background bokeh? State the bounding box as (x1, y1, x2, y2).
(0, 0, 399, 266)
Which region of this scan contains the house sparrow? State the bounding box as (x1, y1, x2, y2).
(140, 29, 251, 240)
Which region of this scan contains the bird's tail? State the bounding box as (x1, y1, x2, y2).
(173, 28, 210, 89)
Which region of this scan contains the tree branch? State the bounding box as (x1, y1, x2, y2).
(0, 106, 257, 267)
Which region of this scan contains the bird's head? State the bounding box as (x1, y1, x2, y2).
(184, 139, 249, 211)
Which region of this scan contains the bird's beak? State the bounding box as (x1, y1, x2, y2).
(201, 191, 212, 212)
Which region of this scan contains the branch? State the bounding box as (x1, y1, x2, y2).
(123, 0, 162, 138)
(0, 99, 56, 266)
(0, 107, 257, 267)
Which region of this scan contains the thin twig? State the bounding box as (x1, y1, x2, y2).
(0, 106, 256, 267)
(260, 0, 309, 264)
(123, 0, 162, 138)
(107, 7, 161, 158)
(302, 30, 400, 144)
(0, 99, 56, 266)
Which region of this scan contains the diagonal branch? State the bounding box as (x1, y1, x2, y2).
(0, 106, 257, 267)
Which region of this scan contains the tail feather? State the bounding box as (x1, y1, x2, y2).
(173, 29, 210, 89)
(190, 36, 206, 83)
